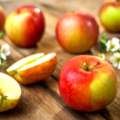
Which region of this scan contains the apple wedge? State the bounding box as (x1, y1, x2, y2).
(7, 53, 57, 84)
(0, 73, 21, 112)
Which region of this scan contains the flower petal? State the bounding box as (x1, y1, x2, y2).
(118, 62, 120, 69)
(0, 59, 1, 65)
(111, 38, 119, 44)
(1, 44, 10, 55)
(106, 40, 111, 46)
(113, 52, 120, 58)
(106, 40, 111, 52)
(111, 44, 120, 52)
(5, 50, 11, 56)
(113, 62, 118, 67)
(1, 53, 6, 60)
(110, 56, 115, 63)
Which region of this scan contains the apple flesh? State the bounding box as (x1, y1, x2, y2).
(0, 6, 5, 31)
(7, 53, 57, 84)
(59, 55, 118, 112)
(99, 0, 120, 32)
(0, 73, 21, 112)
(5, 5, 45, 47)
(56, 12, 99, 53)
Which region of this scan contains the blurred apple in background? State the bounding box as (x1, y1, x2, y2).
(59, 55, 118, 112)
(0, 5, 6, 31)
(0, 73, 21, 112)
(99, 0, 120, 32)
(5, 5, 45, 47)
(7, 53, 57, 84)
(56, 12, 99, 53)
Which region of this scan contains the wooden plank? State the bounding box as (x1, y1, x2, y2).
(0, 0, 120, 119)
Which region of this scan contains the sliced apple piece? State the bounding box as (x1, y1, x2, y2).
(7, 53, 57, 84)
(0, 73, 21, 112)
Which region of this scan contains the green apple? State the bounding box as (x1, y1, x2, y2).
(99, 0, 120, 32)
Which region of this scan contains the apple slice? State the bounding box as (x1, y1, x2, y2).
(0, 73, 21, 112)
(7, 53, 57, 84)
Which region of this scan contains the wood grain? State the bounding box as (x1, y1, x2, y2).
(0, 0, 120, 120)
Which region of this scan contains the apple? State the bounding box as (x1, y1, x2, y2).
(59, 55, 118, 112)
(7, 53, 57, 84)
(5, 5, 45, 47)
(99, 0, 120, 32)
(56, 12, 99, 53)
(0, 73, 21, 112)
(0, 5, 5, 31)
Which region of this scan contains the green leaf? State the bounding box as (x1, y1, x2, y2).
(100, 34, 107, 52)
(0, 32, 2, 38)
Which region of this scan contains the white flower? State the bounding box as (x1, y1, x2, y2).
(0, 44, 10, 65)
(1, 44, 11, 56)
(106, 38, 120, 52)
(110, 52, 120, 69)
(98, 53, 105, 60)
(1, 53, 6, 60)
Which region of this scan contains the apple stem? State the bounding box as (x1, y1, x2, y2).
(82, 63, 89, 71)
(82, 62, 100, 71)
(89, 62, 100, 71)
(15, 70, 18, 74)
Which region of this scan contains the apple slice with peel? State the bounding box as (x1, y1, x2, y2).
(7, 53, 57, 84)
(0, 73, 21, 112)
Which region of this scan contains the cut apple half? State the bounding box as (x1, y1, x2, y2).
(7, 53, 57, 84)
(0, 73, 21, 112)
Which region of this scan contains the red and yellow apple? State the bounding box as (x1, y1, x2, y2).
(5, 5, 45, 47)
(59, 55, 118, 112)
(99, 0, 120, 32)
(0, 73, 21, 112)
(56, 12, 99, 53)
(0, 6, 6, 31)
(7, 53, 57, 84)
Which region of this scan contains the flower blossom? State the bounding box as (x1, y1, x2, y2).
(0, 44, 11, 65)
(106, 38, 120, 52)
(110, 52, 120, 69)
(98, 53, 105, 60)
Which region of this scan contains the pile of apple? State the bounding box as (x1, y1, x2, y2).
(0, 0, 119, 112)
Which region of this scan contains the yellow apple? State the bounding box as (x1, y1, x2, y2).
(7, 53, 57, 84)
(4, 5, 45, 47)
(0, 73, 21, 112)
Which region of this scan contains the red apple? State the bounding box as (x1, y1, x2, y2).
(99, 0, 120, 32)
(56, 12, 99, 53)
(59, 55, 118, 112)
(5, 5, 45, 47)
(0, 5, 6, 31)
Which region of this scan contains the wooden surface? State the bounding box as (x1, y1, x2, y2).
(0, 0, 120, 120)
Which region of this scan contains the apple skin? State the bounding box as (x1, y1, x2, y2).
(99, 0, 120, 32)
(56, 12, 99, 53)
(0, 6, 6, 31)
(7, 53, 57, 84)
(59, 55, 118, 112)
(5, 5, 45, 47)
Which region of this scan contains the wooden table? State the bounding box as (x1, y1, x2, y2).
(0, 0, 120, 120)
